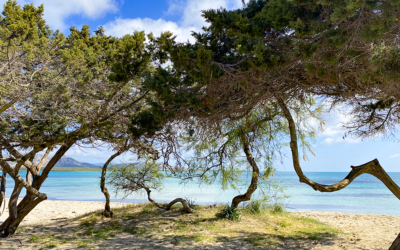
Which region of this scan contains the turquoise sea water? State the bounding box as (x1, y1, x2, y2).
(5, 172, 400, 215)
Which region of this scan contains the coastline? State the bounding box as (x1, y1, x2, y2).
(0, 199, 398, 249)
(18, 167, 102, 172)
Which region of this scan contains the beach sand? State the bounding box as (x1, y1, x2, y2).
(291, 211, 400, 249)
(0, 199, 128, 226)
(0, 199, 399, 249)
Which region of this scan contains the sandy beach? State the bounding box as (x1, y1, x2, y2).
(0, 199, 399, 249)
(291, 211, 400, 249)
(0, 199, 128, 226)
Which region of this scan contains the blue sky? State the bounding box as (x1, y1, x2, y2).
(5, 0, 400, 172)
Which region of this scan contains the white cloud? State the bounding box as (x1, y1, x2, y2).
(321, 136, 361, 145)
(181, 0, 228, 27)
(181, 0, 244, 27)
(318, 106, 364, 145)
(165, 0, 186, 16)
(0, 0, 119, 31)
(390, 154, 400, 158)
(104, 18, 199, 43)
(103, 0, 243, 43)
(64, 144, 133, 163)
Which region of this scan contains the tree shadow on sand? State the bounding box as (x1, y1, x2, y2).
(0, 203, 352, 250)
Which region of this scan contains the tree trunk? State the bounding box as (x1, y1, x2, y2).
(277, 97, 400, 248)
(144, 187, 161, 207)
(142, 185, 193, 213)
(8, 183, 23, 220)
(231, 133, 260, 208)
(0, 170, 6, 216)
(0, 195, 44, 236)
(165, 198, 194, 213)
(26, 170, 31, 196)
(100, 151, 123, 218)
(0, 144, 72, 236)
(4, 182, 23, 235)
(389, 233, 400, 250)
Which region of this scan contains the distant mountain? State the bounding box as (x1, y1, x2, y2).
(54, 156, 99, 168)
(7, 154, 100, 168)
(92, 163, 105, 167)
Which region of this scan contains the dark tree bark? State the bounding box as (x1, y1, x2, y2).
(143, 186, 194, 213)
(277, 98, 400, 197)
(277, 97, 400, 249)
(7, 182, 23, 234)
(165, 198, 194, 213)
(231, 133, 260, 208)
(389, 233, 400, 250)
(0, 144, 72, 236)
(144, 186, 162, 208)
(0, 195, 45, 236)
(26, 171, 31, 196)
(0, 170, 6, 216)
(100, 150, 123, 218)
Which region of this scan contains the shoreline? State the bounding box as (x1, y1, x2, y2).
(2, 199, 399, 224)
(0, 199, 398, 249)
(2, 198, 398, 217)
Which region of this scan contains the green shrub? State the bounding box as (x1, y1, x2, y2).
(244, 200, 267, 215)
(218, 204, 241, 221)
(185, 197, 200, 210)
(270, 203, 285, 214)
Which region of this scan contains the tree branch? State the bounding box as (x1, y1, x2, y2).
(0, 97, 19, 114)
(165, 198, 194, 213)
(277, 97, 400, 198)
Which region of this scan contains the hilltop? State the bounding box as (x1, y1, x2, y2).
(6, 155, 101, 170)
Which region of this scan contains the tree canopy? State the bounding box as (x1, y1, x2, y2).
(141, 1, 400, 247)
(1, 0, 400, 247)
(0, 0, 160, 235)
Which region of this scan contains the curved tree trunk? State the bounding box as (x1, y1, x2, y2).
(0, 170, 6, 216)
(26, 171, 31, 196)
(0, 194, 45, 236)
(144, 186, 164, 208)
(143, 186, 193, 213)
(231, 133, 260, 208)
(389, 233, 400, 250)
(277, 97, 400, 248)
(0, 144, 72, 236)
(100, 151, 123, 218)
(277, 98, 400, 197)
(8, 183, 23, 222)
(165, 198, 194, 213)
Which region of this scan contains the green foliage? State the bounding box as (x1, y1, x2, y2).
(143, 0, 400, 141)
(30, 235, 44, 243)
(0, 0, 158, 153)
(244, 199, 267, 215)
(270, 203, 286, 214)
(185, 197, 200, 210)
(218, 204, 242, 221)
(107, 158, 164, 198)
(0, 0, 166, 235)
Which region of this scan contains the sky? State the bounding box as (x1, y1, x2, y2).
(3, 0, 400, 172)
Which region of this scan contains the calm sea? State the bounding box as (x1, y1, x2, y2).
(5, 172, 400, 215)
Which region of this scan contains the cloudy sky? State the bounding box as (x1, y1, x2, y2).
(4, 0, 399, 172)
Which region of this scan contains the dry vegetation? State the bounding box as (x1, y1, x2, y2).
(0, 203, 343, 250)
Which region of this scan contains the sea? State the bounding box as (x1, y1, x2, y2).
(5, 172, 400, 215)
